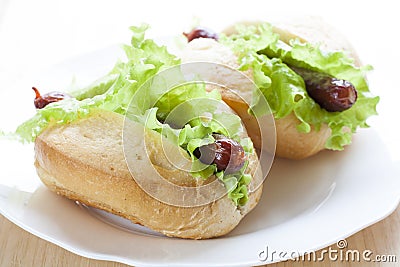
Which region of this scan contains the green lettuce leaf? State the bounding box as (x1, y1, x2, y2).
(216, 161, 252, 206)
(220, 23, 379, 150)
(69, 74, 119, 100)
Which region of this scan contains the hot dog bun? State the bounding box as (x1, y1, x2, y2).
(180, 17, 360, 159)
(34, 109, 262, 239)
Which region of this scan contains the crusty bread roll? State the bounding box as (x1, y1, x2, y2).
(180, 17, 360, 159)
(34, 109, 262, 239)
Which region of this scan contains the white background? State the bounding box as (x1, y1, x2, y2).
(0, 0, 399, 159)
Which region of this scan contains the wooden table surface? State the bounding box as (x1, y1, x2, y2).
(0, 204, 399, 267)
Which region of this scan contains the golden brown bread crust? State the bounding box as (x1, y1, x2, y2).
(181, 17, 360, 159)
(274, 113, 331, 159)
(34, 110, 262, 239)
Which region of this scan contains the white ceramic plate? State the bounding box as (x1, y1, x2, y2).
(0, 44, 399, 267)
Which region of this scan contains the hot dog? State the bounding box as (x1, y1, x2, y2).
(180, 17, 379, 159)
(14, 25, 264, 239)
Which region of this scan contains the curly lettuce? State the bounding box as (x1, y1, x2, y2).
(220, 23, 379, 150)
